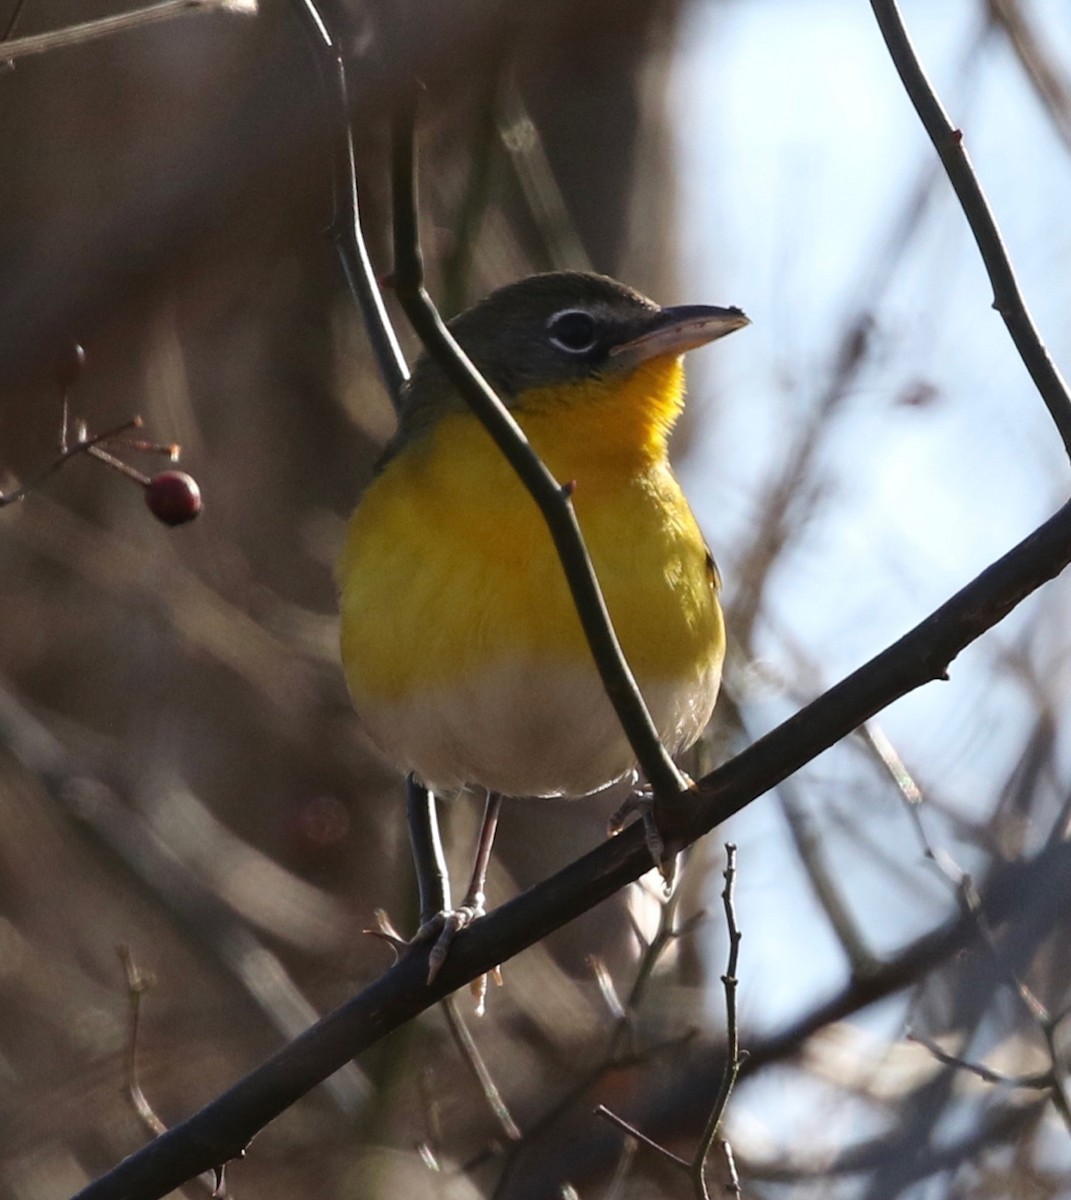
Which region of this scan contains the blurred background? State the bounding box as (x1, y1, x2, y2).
(2, 0, 1071, 1197)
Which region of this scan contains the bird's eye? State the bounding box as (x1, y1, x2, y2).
(547, 309, 598, 354)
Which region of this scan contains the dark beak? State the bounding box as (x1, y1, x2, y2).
(609, 303, 750, 366)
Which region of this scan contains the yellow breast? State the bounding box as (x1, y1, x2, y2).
(337, 354, 724, 791)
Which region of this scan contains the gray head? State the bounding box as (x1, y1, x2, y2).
(383, 271, 748, 461)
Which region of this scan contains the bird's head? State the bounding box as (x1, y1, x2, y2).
(391, 271, 749, 455)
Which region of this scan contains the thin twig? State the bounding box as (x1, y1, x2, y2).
(776, 781, 875, 977)
(1, 0, 256, 63)
(589, 955, 627, 1023)
(118, 947, 167, 1140)
(482, 1028, 698, 1194)
(693, 845, 744, 1199)
(908, 1030, 1052, 1090)
(289, 0, 408, 406)
(442, 994, 522, 1143)
(621, 883, 687, 1020)
(85, 443, 153, 486)
(490, 909, 702, 1189)
(593, 848, 743, 1198)
(388, 84, 686, 805)
(117, 947, 227, 1197)
(598, 881, 697, 1062)
(870, 0, 1071, 460)
(720, 1141, 741, 1199)
(593, 1106, 691, 1170)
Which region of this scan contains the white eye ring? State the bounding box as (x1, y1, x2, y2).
(546, 308, 598, 354)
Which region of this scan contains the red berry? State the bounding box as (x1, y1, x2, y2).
(145, 471, 203, 526)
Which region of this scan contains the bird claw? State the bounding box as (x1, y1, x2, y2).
(416, 900, 486, 983)
(608, 775, 696, 892)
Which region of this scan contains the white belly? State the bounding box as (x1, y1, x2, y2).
(355, 658, 721, 798)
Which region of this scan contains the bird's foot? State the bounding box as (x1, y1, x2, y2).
(608, 773, 695, 892)
(416, 900, 486, 983)
(367, 901, 491, 990)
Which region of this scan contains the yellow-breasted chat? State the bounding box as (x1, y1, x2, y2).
(338, 271, 748, 973)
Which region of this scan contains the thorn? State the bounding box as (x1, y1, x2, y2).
(561, 479, 577, 499)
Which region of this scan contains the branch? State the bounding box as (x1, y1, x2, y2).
(441, 994, 521, 1143)
(388, 84, 686, 803)
(1, 0, 256, 63)
(870, 0, 1071, 460)
(675, 497, 1071, 849)
(71, 495, 1071, 1200)
(693, 846, 743, 1199)
(289, 0, 408, 406)
(596, 845, 746, 1198)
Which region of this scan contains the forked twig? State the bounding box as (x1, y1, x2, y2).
(595, 846, 744, 1199)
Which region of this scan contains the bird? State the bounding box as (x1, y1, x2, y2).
(338, 271, 748, 974)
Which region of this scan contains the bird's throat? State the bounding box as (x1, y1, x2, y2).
(512, 353, 687, 471)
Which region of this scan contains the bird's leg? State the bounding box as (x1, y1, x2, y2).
(459, 789, 501, 913)
(400, 779, 502, 984)
(424, 790, 501, 983)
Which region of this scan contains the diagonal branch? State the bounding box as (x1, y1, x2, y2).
(70, 493, 1071, 1200)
